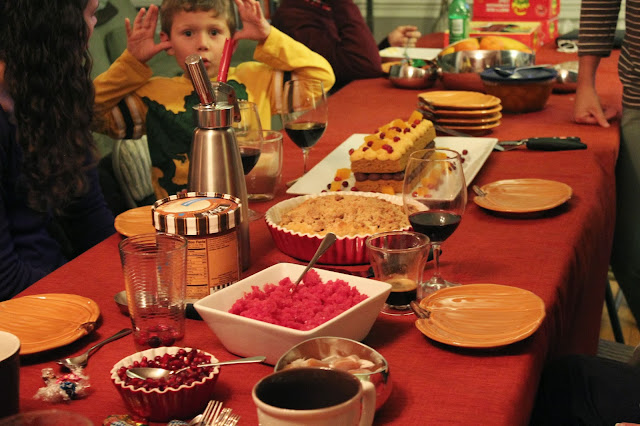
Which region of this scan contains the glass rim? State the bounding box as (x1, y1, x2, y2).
(259, 129, 284, 142)
(285, 77, 324, 86)
(118, 232, 188, 254)
(365, 230, 430, 252)
(409, 148, 462, 160)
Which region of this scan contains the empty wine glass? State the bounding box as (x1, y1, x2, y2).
(233, 100, 263, 221)
(402, 148, 467, 294)
(282, 78, 328, 177)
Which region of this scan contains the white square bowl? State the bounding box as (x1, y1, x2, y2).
(194, 263, 391, 365)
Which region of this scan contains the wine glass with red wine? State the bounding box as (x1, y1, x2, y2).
(402, 148, 467, 293)
(234, 100, 263, 220)
(282, 79, 328, 177)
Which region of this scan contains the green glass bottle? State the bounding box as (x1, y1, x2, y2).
(448, 0, 471, 44)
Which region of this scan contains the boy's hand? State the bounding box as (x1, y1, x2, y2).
(125, 5, 172, 64)
(233, 0, 271, 43)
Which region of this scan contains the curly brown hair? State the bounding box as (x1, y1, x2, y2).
(0, 0, 96, 213)
(160, 0, 237, 36)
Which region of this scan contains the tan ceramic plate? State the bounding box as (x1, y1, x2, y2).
(440, 120, 501, 131)
(418, 91, 501, 110)
(114, 205, 155, 237)
(0, 294, 100, 354)
(433, 113, 502, 125)
(416, 284, 545, 348)
(419, 103, 503, 118)
(381, 61, 402, 74)
(473, 178, 573, 213)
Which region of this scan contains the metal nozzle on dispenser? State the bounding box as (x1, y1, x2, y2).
(185, 54, 215, 105)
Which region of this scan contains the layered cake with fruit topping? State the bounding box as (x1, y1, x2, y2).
(350, 111, 436, 193)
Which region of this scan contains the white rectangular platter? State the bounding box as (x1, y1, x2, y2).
(379, 47, 442, 61)
(287, 135, 498, 195)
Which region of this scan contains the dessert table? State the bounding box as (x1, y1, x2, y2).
(13, 36, 622, 425)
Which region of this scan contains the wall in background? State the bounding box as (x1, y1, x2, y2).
(130, 0, 626, 42)
(350, 0, 626, 42)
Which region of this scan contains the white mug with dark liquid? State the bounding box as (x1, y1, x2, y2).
(252, 367, 376, 426)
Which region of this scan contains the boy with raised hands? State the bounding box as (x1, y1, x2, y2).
(93, 0, 334, 200)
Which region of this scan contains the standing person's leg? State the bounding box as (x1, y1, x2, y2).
(611, 107, 640, 326)
(530, 354, 640, 425)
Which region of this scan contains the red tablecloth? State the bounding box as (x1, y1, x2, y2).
(14, 37, 622, 425)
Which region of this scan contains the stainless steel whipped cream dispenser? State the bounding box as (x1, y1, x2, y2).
(185, 54, 250, 270)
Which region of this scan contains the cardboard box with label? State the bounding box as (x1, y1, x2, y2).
(444, 21, 543, 52)
(473, 0, 559, 21)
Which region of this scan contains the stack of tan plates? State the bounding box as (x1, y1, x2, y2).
(418, 91, 502, 133)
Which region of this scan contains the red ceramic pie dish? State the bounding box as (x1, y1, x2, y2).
(265, 192, 410, 265)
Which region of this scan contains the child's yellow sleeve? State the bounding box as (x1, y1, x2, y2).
(253, 27, 335, 93)
(93, 49, 152, 139)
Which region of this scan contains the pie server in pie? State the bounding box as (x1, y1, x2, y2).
(495, 136, 587, 151)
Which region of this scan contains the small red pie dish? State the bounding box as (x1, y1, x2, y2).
(265, 192, 409, 265)
(110, 346, 219, 422)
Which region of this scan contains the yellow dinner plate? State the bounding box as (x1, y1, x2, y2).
(0, 294, 100, 354)
(415, 284, 545, 348)
(114, 205, 155, 237)
(473, 178, 573, 213)
(418, 91, 501, 110)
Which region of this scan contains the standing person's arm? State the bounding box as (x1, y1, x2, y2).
(574, 0, 621, 126)
(575, 55, 615, 127)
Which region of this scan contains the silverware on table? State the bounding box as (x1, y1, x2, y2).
(472, 185, 487, 197)
(126, 355, 266, 380)
(496, 136, 586, 151)
(410, 300, 430, 319)
(290, 233, 337, 293)
(55, 328, 132, 369)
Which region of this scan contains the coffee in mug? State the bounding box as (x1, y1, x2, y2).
(252, 367, 375, 425)
(0, 331, 20, 418)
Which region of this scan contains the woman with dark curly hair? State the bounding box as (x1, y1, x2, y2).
(0, 0, 115, 300)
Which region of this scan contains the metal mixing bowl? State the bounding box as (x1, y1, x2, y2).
(552, 61, 578, 93)
(388, 62, 438, 90)
(114, 290, 129, 316)
(437, 50, 535, 92)
(274, 336, 392, 410)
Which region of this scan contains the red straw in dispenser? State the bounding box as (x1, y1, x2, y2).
(217, 38, 236, 82)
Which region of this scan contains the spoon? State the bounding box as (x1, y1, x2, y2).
(187, 414, 203, 426)
(410, 300, 431, 319)
(290, 232, 337, 293)
(126, 355, 266, 380)
(56, 328, 132, 369)
(472, 185, 487, 197)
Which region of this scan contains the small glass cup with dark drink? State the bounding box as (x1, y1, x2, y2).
(366, 231, 431, 315)
(403, 148, 467, 293)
